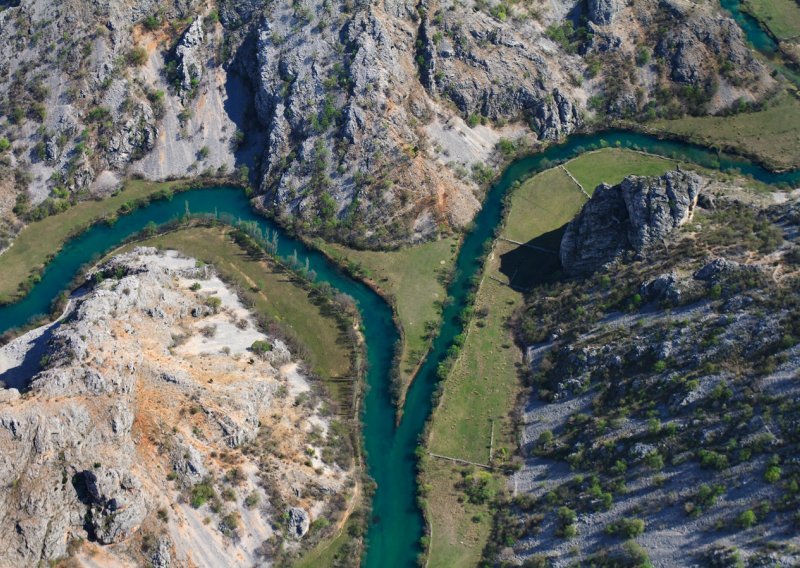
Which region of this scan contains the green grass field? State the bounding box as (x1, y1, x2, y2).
(294, 517, 359, 568)
(423, 458, 502, 568)
(745, 0, 800, 40)
(424, 149, 684, 564)
(121, 227, 353, 389)
(564, 148, 678, 194)
(504, 167, 586, 244)
(317, 237, 459, 402)
(652, 93, 800, 170)
(0, 179, 182, 304)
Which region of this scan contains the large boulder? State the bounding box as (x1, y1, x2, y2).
(83, 468, 147, 544)
(621, 170, 701, 252)
(174, 18, 205, 97)
(560, 170, 700, 275)
(287, 507, 310, 539)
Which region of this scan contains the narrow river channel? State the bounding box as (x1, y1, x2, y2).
(1, 130, 799, 567)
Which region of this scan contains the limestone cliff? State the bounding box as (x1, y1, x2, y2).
(0, 0, 774, 248)
(0, 248, 354, 566)
(560, 170, 701, 275)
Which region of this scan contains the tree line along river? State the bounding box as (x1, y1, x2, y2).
(1, 129, 799, 566)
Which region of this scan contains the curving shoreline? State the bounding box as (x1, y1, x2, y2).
(0, 132, 799, 567)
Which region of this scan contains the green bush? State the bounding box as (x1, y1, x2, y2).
(250, 340, 273, 355)
(462, 470, 495, 504)
(764, 465, 781, 484)
(737, 509, 756, 528)
(606, 517, 645, 538)
(190, 481, 216, 508)
(556, 506, 577, 538)
(698, 450, 729, 471)
(205, 296, 222, 313)
(127, 47, 148, 66)
(0, 137, 10, 152)
(244, 492, 261, 509)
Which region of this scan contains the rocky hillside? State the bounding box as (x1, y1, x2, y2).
(0, 0, 775, 249)
(492, 173, 800, 566)
(0, 248, 355, 566)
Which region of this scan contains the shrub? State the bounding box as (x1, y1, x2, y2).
(127, 46, 148, 66)
(205, 296, 222, 313)
(142, 14, 161, 31)
(244, 492, 261, 509)
(698, 450, 729, 471)
(87, 106, 111, 122)
(220, 512, 240, 536)
(190, 481, 216, 508)
(606, 518, 645, 538)
(644, 451, 664, 470)
(190, 282, 202, 291)
(764, 465, 781, 484)
(556, 506, 577, 538)
(462, 470, 495, 504)
(737, 509, 756, 528)
(250, 340, 273, 355)
(0, 137, 10, 152)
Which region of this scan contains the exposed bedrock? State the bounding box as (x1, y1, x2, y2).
(560, 170, 701, 275)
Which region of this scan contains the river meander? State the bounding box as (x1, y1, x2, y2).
(1, 130, 799, 567)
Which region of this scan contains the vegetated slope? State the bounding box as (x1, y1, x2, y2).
(490, 173, 800, 566)
(0, 0, 774, 249)
(0, 248, 357, 566)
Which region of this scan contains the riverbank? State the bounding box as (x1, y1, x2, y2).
(1, 131, 800, 568)
(0, 176, 242, 305)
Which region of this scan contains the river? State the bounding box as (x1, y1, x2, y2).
(1, 131, 799, 567)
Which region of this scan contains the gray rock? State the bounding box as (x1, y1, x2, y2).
(151, 538, 172, 568)
(287, 507, 310, 539)
(173, 440, 208, 483)
(174, 18, 205, 98)
(640, 272, 682, 304)
(84, 467, 147, 544)
(621, 170, 701, 252)
(560, 170, 700, 275)
(587, 0, 623, 25)
(694, 257, 761, 282)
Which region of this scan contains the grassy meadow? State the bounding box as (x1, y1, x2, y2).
(317, 237, 459, 402)
(745, 0, 800, 40)
(0, 179, 183, 304)
(652, 93, 800, 170)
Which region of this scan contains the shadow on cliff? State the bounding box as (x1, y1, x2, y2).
(223, 68, 267, 184)
(498, 225, 567, 290)
(0, 322, 61, 391)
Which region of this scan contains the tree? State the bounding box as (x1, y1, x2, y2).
(737, 509, 756, 528)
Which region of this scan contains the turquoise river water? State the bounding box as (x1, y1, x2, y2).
(1, 131, 799, 567)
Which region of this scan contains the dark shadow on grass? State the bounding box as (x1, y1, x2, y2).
(498, 225, 568, 290)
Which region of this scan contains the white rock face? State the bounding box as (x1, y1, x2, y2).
(0, 248, 351, 566)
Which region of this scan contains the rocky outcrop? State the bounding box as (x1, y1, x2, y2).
(587, 0, 623, 25)
(0, 249, 350, 566)
(174, 18, 205, 98)
(0, 0, 774, 246)
(83, 468, 147, 544)
(694, 257, 762, 282)
(287, 506, 310, 539)
(560, 170, 700, 275)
